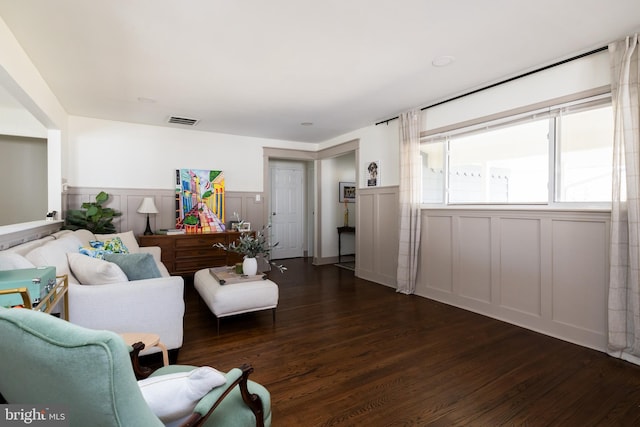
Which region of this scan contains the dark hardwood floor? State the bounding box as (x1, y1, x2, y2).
(173, 258, 640, 426)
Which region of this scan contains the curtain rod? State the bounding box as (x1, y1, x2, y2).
(375, 45, 608, 126)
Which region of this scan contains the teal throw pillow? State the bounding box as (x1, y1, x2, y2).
(103, 253, 161, 281)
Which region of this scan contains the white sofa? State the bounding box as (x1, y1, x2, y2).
(0, 229, 184, 355)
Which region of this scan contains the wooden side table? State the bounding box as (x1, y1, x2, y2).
(120, 332, 169, 366)
(337, 226, 356, 264)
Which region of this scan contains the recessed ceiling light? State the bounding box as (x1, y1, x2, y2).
(300, 122, 313, 126)
(432, 56, 455, 67)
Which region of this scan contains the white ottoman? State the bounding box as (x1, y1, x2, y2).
(193, 268, 279, 333)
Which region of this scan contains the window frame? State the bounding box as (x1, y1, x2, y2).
(420, 93, 613, 210)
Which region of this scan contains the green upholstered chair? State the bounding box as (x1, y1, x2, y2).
(0, 307, 271, 427)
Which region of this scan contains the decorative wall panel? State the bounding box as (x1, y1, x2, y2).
(421, 215, 453, 294)
(458, 216, 492, 302)
(355, 187, 398, 286)
(499, 218, 541, 316)
(551, 219, 607, 335)
(417, 208, 610, 352)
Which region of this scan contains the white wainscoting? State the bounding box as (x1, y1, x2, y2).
(416, 209, 610, 352)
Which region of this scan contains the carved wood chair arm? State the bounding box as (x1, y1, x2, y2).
(129, 341, 153, 380)
(181, 364, 265, 427)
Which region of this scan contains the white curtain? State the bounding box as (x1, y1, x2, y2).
(396, 109, 422, 294)
(608, 34, 640, 364)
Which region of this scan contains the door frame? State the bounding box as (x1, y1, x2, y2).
(263, 139, 359, 265)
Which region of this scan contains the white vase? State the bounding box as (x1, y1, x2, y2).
(242, 257, 258, 276)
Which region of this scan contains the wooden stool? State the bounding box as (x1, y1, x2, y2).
(120, 332, 169, 366)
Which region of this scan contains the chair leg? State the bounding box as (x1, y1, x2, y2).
(168, 348, 180, 365)
(217, 316, 220, 335)
(272, 308, 276, 325)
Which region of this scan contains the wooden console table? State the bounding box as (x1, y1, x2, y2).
(337, 226, 355, 264)
(138, 232, 245, 276)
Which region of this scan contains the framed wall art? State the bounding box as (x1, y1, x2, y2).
(366, 161, 380, 187)
(175, 168, 226, 233)
(339, 182, 356, 203)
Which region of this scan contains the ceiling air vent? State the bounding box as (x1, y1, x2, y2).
(167, 116, 199, 126)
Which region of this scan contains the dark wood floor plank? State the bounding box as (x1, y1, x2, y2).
(170, 258, 640, 426)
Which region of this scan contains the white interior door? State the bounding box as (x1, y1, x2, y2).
(270, 161, 305, 259)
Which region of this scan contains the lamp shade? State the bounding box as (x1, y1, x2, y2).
(137, 197, 158, 214)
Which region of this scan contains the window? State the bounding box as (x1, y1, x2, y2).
(421, 96, 613, 206)
(556, 105, 613, 202)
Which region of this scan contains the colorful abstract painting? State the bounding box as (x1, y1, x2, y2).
(175, 169, 225, 232)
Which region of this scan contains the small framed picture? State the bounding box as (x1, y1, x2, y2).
(237, 222, 251, 232)
(366, 161, 380, 187)
(339, 182, 356, 203)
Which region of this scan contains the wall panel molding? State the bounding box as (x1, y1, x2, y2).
(416, 208, 610, 352)
(65, 186, 264, 236)
(355, 186, 399, 287)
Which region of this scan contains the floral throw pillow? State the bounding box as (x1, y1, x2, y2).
(79, 237, 130, 259)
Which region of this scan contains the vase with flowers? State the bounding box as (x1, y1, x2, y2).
(214, 216, 286, 274)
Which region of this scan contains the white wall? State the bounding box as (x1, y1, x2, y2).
(423, 51, 610, 132)
(319, 121, 399, 188)
(0, 15, 67, 215)
(67, 116, 316, 191)
(0, 87, 46, 138)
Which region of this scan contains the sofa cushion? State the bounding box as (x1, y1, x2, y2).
(25, 235, 84, 283)
(138, 367, 226, 424)
(0, 252, 36, 270)
(67, 253, 129, 285)
(72, 229, 96, 246)
(103, 253, 161, 281)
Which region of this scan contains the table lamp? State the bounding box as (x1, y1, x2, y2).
(137, 197, 159, 235)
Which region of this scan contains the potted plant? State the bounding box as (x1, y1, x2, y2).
(63, 191, 122, 234)
(214, 221, 286, 274)
(183, 214, 199, 234)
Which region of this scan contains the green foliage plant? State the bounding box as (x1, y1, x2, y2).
(214, 220, 287, 273)
(63, 191, 122, 234)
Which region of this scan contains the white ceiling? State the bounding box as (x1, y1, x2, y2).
(1, 0, 639, 143)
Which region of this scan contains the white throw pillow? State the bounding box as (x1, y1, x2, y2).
(67, 253, 128, 285)
(138, 367, 226, 423)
